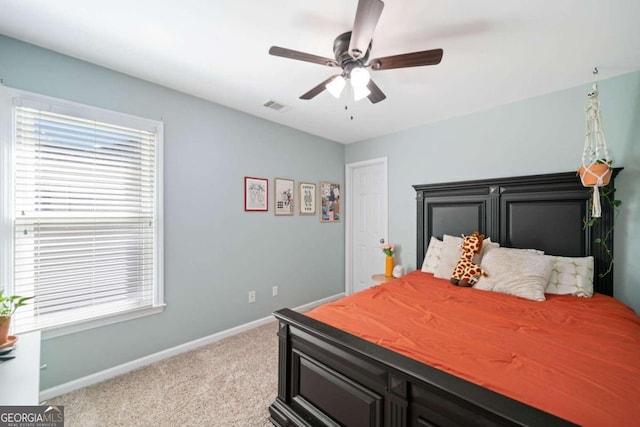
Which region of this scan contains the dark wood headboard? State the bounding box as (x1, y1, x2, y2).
(413, 170, 622, 296)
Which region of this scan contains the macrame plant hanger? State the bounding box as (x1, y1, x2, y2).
(579, 67, 612, 218)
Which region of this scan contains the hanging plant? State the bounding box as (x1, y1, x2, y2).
(578, 82, 612, 218)
(578, 159, 612, 187)
(578, 76, 622, 277)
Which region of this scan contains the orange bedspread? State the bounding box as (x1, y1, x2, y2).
(307, 271, 640, 426)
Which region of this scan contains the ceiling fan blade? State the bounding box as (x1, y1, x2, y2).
(369, 48, 443, 70)
(269, 46, 338, 67)
(348, 0, 384, 59)
(300, 75, 342, 100)
(366, 79, 386, 104)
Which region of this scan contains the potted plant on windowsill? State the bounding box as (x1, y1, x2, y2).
(0, 289, 34, 345)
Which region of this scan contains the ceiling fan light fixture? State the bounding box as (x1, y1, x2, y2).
(350, 66, 370, 88)
(326, 76, 346, 98)
(353, 85, 371, 101)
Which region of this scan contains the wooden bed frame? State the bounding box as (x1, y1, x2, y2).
(269, 170, 621, 427)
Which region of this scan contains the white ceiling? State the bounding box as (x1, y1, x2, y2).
(1, 0, 639, 144)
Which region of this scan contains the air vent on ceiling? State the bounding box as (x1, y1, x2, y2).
(263, 100, 291, 113)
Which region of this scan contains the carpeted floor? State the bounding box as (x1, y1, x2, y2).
(47, 322, 278, 427)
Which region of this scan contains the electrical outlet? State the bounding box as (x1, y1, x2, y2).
(272, 286, 278, 297)
(248, 291, 256, 303)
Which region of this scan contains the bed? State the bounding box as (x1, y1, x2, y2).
(268, 170, 638, 426)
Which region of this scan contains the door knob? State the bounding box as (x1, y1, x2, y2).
(380, 238, 385, 244)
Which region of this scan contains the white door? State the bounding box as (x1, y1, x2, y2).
(346, 158, 388, 295)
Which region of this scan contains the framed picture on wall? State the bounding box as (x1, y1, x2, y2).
(320, 181, 341, 222)
(244, 177, 268, 211)
(299, 182, 316, 215)
(274, 178, 294, 216)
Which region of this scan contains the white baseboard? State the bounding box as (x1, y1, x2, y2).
(291, 292, 344, 313)
(39, 292, 344, 402)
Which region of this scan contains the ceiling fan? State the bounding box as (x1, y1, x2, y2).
(269, 0, 443, 104)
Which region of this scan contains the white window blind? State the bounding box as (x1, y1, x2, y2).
(12, 103, 162, 333)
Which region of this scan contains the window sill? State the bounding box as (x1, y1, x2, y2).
(41, 304, 166, 340)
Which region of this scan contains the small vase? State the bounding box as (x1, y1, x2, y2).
(0, 317, 10, 344)
(385, 256, 394, 277)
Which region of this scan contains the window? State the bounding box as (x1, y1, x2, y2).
(0, 87, 164, 337)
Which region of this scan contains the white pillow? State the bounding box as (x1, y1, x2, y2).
(514, 248, 545, 255)
(474, 247, 553, 301)
(433, 234, 498, 279)
(481, 245, 544, 256)
(421, 236, 443, 274)
(545, 255, 594, 297)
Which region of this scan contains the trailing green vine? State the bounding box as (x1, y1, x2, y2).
(583, 186, 622, 278)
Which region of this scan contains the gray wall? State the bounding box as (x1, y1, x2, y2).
(346, 70, 640, 313)
(0, 35, 346, 389)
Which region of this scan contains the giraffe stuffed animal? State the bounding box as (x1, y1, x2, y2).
(450, 231, 488, 287)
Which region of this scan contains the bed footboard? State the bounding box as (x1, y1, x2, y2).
(268, 308, 575, 427)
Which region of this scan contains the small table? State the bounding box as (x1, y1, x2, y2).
(371, 274, 396, 285)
